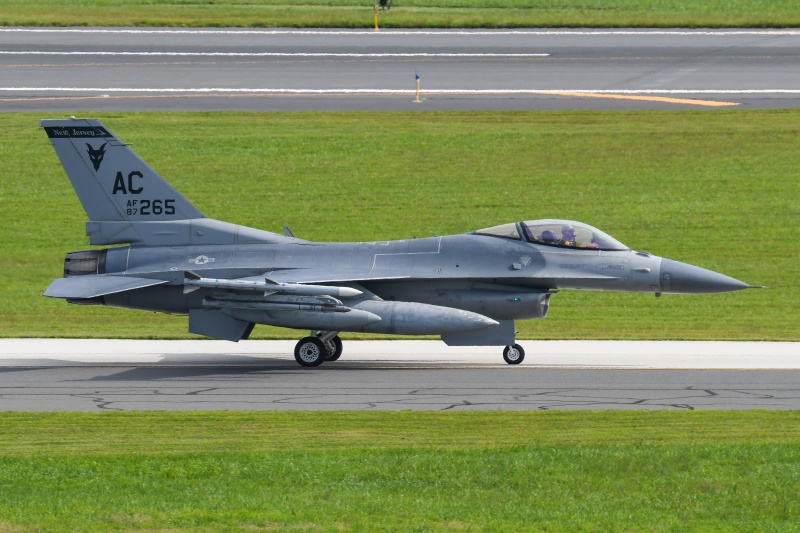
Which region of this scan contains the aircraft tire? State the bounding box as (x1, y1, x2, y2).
(295, 337, 326, 367)
(324, 336, 344, 361)
(503, 344, 525, 365)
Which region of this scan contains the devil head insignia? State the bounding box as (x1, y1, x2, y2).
(86, 142, 107, 171)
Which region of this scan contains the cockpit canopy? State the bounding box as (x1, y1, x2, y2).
(474, 219, 629, 251)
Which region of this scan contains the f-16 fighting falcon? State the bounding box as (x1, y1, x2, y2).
(41, 118, 759, 366)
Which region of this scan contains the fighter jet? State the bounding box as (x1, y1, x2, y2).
(41, 118, 758, 366)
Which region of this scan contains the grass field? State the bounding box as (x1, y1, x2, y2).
(0, 410, 798, 531)
(0, 110, 796, 341)
(1, 110, 796, 340)
(1, 0, 799, 28)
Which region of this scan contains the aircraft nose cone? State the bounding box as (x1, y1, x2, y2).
(659, 259, 751, 294)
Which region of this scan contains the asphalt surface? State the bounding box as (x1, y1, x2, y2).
(2, 27, 800, 111)
(1, 340, 798, 411)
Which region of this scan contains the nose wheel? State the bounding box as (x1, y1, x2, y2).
(503, 344, 525, 365)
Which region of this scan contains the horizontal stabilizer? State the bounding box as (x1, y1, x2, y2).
(44, 275, 168, 299)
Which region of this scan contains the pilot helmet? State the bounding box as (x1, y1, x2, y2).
(540, 230, 557, 243)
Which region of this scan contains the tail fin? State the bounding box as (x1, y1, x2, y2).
(41, 118, 204, 222)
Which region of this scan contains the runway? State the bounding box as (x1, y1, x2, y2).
(2, 27, 800, 111)
(1, 340, 798, 411)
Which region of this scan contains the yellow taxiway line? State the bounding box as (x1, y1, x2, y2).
(550, 91, 740, 107)
(0, 91, 742, 107)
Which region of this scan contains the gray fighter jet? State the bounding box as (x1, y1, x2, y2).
(41, 118, 758, 366)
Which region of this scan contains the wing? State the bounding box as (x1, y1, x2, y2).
(263, 267, 618, 287)
(44, 275, 168, 299)
(263, 268, 412, 285)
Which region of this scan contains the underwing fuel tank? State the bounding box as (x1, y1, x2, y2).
(416, 289, 552, 321)
(365, 282, 554, 321)
(353, 300, 499, 335)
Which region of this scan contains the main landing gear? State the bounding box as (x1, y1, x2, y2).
(503, 344, 525, 365)
(294, 331, 343, 367)
(294, 334, 523, 367)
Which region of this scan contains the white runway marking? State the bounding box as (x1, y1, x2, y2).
(1, 339, 797, 369)
(2, 28, 799, 36)
(0, 51, 550, 58)
(1, 87, 797, 95)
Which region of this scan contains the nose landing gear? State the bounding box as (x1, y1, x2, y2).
(503, 344, 525, 365)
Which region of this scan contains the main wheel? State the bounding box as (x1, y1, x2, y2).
(324, 335, 343, 361)
(294, 337, 326, 367)
(503, 344, 525, 365)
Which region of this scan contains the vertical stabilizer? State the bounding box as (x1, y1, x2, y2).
(41, 118, 204, 222)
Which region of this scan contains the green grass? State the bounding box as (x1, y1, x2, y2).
(1, 0, 799, 28)
(0, 411, 799, 532)
(0, 110, 797, 340)
(5, 411, 799, 455)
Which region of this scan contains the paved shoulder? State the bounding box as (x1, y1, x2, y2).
(0, 339, 796, 369)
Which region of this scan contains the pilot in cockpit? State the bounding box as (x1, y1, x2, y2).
(539, 230, 558, 244)
(561, 225, 577, 246)
(508, 220, 629, 251)
(561, 224, 600, 249)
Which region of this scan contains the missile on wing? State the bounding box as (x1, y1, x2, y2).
(270, 281, 363, 298)
(203, 298, 351, 314)
(183, 271, 362, 298)
(225, 307, 383, 331)
(202, 291, 381, 330)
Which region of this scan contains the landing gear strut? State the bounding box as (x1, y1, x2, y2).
(294, 331, 343, 367)
(323, 335, 343, 361)
(503, 344, 525, 365)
